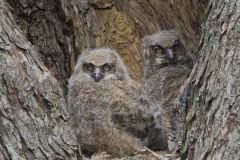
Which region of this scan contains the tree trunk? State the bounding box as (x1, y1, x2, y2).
(5, 0, 76, 94)
(182, 0, 240, 159)
(0, 0, 81, 159)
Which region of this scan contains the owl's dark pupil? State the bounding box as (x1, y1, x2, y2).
(88, 64, 94, 71)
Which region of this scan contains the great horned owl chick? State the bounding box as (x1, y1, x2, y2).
(68, 48, 152, 157)
(142, 30, 194, 153)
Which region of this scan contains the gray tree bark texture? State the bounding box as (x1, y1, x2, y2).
(1, 0, 240, 159)
(0, 0, 81, 159)
(182, 0, 240, 160)
(6, 0, 75, 94)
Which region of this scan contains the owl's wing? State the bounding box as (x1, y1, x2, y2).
(106, 81, 153, 140)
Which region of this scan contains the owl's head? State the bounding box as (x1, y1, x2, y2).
(74, 48, 131, 83)
(142, 30, 194, 79)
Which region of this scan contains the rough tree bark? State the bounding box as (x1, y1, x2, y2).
(182, 0, 240, 160)
(5, 0, 75, 94)
(0, 0, 80, 159)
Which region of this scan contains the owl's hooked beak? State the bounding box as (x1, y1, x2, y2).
(91, 68, 104, 82)
(165, 48, 176, 63)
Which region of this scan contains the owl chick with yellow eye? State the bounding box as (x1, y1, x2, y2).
(68, 48, 152, 158)
(142, 30, 195, 153)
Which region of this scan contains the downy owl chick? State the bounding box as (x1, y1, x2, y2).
(142, 30, 194, 153)
(68, 48, 152, 157)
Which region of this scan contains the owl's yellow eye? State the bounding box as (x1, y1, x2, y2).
(103, 64, 111, 71)
(153, 46, 163, 54)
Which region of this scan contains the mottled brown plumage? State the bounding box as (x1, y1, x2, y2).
(67, 48, 152, 157)
(142, 30, 194, 152)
